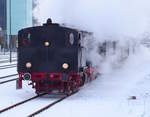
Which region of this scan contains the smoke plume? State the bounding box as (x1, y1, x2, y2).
(33, 0, 150, 73)
(33, 0, 150, 39)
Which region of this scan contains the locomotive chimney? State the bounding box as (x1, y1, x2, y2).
(43, 18, 52, 26)
(47, 18, 52, 24)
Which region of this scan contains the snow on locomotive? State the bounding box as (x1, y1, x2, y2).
(17, 19, 97, 95)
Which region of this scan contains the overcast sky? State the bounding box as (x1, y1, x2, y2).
(34, 0, 150, 40)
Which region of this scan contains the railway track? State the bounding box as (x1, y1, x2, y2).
(0, 92, 77, 117)
(0, 74, 18, 85)
(28, 92, 77, 117)
(0, 59, 17, 64)
(0, 57, 16, 60)
(0, 64, 17, 70)
(0, 78, 18, 85)
(0, 74, 18, 79)
(0, 93, 46, 114)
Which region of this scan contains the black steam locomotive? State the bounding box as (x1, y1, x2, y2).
(17, 19, 97, 95)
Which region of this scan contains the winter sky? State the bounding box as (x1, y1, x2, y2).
(34, 0, 150, 39)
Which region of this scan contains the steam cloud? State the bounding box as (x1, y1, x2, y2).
(33, 0, 150, 40)
(33, 0, 150, 73)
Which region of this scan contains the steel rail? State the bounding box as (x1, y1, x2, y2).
(0, 74, 18, 80)
(0, 65, 17, 70)
(28, 92, 77, 117)
(0, 64, 16, 68)
(0, 78, 18, 85)
(0, 93, 47, 114)
(0, 59, 17, 64)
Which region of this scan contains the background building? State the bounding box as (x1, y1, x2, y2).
(0, 0, 7, 31)
(7, 0, 32, 35)
(0, 0, 33, 51)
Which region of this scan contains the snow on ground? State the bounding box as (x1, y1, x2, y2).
(0, 46, 150, 117)
(0, 81, 58, 117)
(0, 52, 17, 67)
(0, 61, 17, 66)
(0, 81, 35, 110)
(0, 52, 17, 60)
(0, 67, 17, 77)
(36, 45, 150, 117)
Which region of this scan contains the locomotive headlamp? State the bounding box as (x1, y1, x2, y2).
(62, 63, 69, 69)
(45, 41, 50, 47)
(26, 62, 32, 68)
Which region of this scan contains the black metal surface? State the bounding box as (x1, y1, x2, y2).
(18, 24, 79, 73)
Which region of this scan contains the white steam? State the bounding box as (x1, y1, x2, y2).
(33, 0, 150, 73)
(33, 0, 150, 39)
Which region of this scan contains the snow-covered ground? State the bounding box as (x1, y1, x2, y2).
(0, 61, 17, 66)
(0, 81, 58, 117)
(0, 67, 17, 77)
(0, 52, 17, 66)
(37, 46, 150, 117)
(0, 46, 150, 117)
(0, 52, 17, 59)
